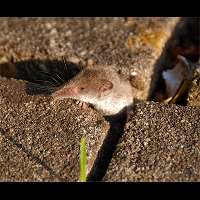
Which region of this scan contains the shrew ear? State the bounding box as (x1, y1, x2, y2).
(98, 80, 113, 97)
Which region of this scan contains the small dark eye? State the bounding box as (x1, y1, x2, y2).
(80, 87, 84, 91)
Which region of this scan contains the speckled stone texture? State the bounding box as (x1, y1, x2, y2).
(1, 17, 194, 182)
(0, 134, 56, 181)
(104, 102, 200, 181)
(0, 17, 179, 100)
(0, 78, 109, 181)
(187, 64, 200, 107)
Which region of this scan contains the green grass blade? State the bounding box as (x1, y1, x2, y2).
(80, 137, 87, 182)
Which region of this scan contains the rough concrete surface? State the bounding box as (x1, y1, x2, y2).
(0, 134, 56, 182)
(104, 102, 200, 181)
(0, 78, 109, 181)
(187, 67, 200, 107)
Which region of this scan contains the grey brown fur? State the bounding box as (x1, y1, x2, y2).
(52, 65, 134, 116)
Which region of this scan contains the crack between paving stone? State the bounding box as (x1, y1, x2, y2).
(0, 128, 65, 181)
(87, 111, 128, 181)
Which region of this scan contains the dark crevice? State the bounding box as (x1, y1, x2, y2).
(148, 17, 200, 105)
(0, 128, 65, 181)
(0, 58, 82, 95)
(87, 110, 128, 181)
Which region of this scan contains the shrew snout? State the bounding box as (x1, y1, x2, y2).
(52, 85, 78, 101)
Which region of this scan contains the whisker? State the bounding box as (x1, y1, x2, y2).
(62, 56, 68, 74)
(36, 80, 56, 87)
(38, 69, 54, 76)
(38, 72, 61, 85)
(28, 82, 54, 89)
(39, 71, 58, 78)
(54, 73, 65, 83)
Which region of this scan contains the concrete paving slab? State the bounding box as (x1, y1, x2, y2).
(0, 78, 109, 181)
(187, 64, 200, 107)
(0, 132, 57, 181)
(104, 102, 200, 181)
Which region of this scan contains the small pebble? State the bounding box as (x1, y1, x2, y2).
(68, 57, 80, 64)
(45, 22, 52, 29)
(65, 30, 72, 37)
(66, 42, 72, 48)
(50, 28, 57, 35)
(49, 39, 56, 48)
(87, 59, 94, 66)
(131, 71, 137, 76)
(80, 51, 87, 56)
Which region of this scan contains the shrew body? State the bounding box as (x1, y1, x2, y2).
(52, 65, 134, 116)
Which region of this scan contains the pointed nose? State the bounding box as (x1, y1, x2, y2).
(52, 85, 77, 101)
